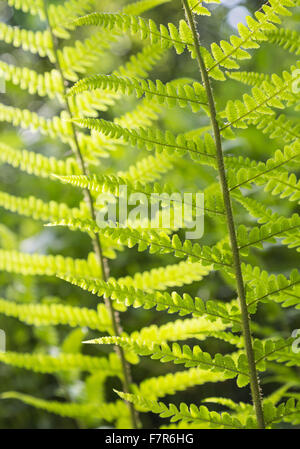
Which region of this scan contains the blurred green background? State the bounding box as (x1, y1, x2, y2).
(0, 0, 299, 428)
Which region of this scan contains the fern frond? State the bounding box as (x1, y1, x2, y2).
(0, 249, 101, 278)
(254, 338, 300, 371)
(0, 105, 73, 144)
(49, 218, 232, 268)
(59, 30, 118, 82)
(116, 43, 167, 80)
(222, 65, 300, 130)
(232, 194, 281, 224)
(247, 113, 300, 144)
(71, 44, 167, 116)
(0, 351, 121, 375)
(120, 151, 176, 184)
(264, 172, 300, 203)
(76, 130, 122, 160)
(205, 0, 296, 76)
(265, 28, 300, 55)
(0, 142, 79, 179)
(0, 62, 63, 100)
(85, 337, 249, 386)
(0, 297, 111, 331)
(227, 70, 272, 88)
(69, 75, 207, 113)
(237, 215, 300, 253)
(115, 99, 162, 129)
(1, 392, 129, 422)
(73, 12, 195, 55)
(116, 391, 247, 428)
(202, 397, 243, 411)
(243, 265, 300, 310)
(48, 0, 95, 39)
(2, 0, 45, 19)
(137, 367, 227, 400)
(187, 0, 220, 16)
(130, 315, 229, 344)
(116, 260, 212, 291)
(263, 399, 300, 427)
(55, 173, 223, 221)
(72, 119, 216, 164)
(0, 23, 55, 61)
(0, 191, 87, 223)
(59, 274, 239, 323)
(0, 224, 17, 250)
(122, 0, 171, 15)
(227, 142, 300, 193)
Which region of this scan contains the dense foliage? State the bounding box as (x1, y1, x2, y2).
(0, 0, 299, 429)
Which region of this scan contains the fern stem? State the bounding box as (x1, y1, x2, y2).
(181, 0, 265, 429)
(42, 1, 138, 429)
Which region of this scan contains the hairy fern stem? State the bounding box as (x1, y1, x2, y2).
(42, 0, 138, 429)
(181, 0, 265, 429)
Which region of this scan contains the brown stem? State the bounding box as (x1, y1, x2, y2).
(43, 0, 138, 428)
(181, 0, 265, 429)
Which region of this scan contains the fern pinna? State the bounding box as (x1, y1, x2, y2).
(0, 0, 299, 430)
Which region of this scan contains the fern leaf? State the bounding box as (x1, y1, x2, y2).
(72, 44, 167, 116)
(247, 113, 300, 144)
(187, 0, 220, 16)
(0, 62, 63, 100)
(237, 215, 300, 253)
(117, 43, 167, 80)
(59, 274, 239, 323)
(0, 297, 112, 331)
(49, 218, 233, 268)
(265, 28, 300, 55)
(227, 142, 300, 193)
(130, 315, 229, 343)
(122, 0, 172, 15)
(137, 367, 227, 400)
(263, 398, 300, 427)
(116, 391, 246, 428)
(205, 0, 297, 77)
(120, 151, 176, 184)
(264, 172, 300, 203)
(72, 12, 195, 55)
(254, 338, 300, 371)
(115, 98, 163, 129)
(232, 194, 281, 224)
(0, 249, 101, 278)
(55, 173, 223, 220)
(84, 336, 249, 385)
(222, 65, 300, 130)
(48, 0, 95, 39)
(0, 351, 121, 375)
(0, 22, 55, 61)
(116, 260, 212, 291)
(1, 392, 129, 422)
(59, 30, 118, 82)
(243, 265, 300, 311)
(0, 104, 73, 144)
(0, 191, 87, 223)
(2, 0, 45, 19)
(0, 142, 79, 178)
(227, 70, 270, 87)
(69, 74, 207, 112)
(71, 119, 216, 164)
(0, 224, 17, 250)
